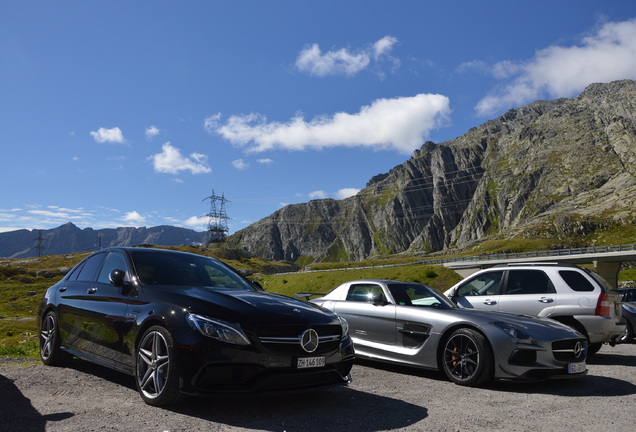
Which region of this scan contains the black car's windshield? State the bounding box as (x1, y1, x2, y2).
(387, 283, 455, 309)
(130, 250, 256, 291)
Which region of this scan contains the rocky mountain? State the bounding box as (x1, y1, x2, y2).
(226, 80, 636, 262)
(0, 222, 207, 258)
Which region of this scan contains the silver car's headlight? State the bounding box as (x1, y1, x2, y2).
(186, 313, 251, 346)
(491, 321, 537, 345)
(339, 316, 349, 338)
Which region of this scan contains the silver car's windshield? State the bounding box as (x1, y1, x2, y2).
(387, 283, 455, 309)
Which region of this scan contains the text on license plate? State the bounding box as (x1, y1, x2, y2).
(297, 356, 325, 369)
(568, 362, 586, 374)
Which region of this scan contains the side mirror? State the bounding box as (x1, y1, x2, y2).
(109, 269, 126, 287)
(370, 294, 388, 306)
(250, 280, 265, 291)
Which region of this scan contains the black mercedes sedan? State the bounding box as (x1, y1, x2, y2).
(37, 247, 354, 406)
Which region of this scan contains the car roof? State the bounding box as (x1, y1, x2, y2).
(342, 279, 425, 285)
(491, 262, 581, 269)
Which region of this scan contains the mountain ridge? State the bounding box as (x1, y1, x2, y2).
(225, 80, 636, 262)
(0, 222, 207, 258)
(3, 80, 635, 262)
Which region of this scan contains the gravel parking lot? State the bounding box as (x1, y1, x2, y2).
(1, 343, 635, 432)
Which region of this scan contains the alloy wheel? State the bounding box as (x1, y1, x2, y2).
(136, 330, 171, 400)
(39, 314, 56, 361)
(444, 333, 480, 381)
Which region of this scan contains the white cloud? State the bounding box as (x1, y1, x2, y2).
(257, 158, 273, 164)
(295, 36, 399, 77)
(47, 206, 83, 213)
(373, 36, 398, 59)
(122, 211, 145, 226)
(183, 215, 209, 230)
(475, 18, 636, 116)
(90, 127, 125, 144)
(28, 210, 69, 218)
(206, 93, 450, 155)
(232, 159, 249, 170)
(0, 226, 21, 233)
(295, 43, 369, 77)
(148, 142, 212, 175)
(336, 188, 360, 199)
(309, 190, 328, 199)
(145, 125, 160, 140)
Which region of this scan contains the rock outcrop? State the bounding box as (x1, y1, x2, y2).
(227, 80, 636, 262)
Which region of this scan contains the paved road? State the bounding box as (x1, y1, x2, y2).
(1, 343, 635, 432)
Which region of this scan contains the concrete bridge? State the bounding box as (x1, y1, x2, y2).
(441, 244, 636, 289)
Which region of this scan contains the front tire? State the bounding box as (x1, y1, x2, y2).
(135, 326, 182, 406)
(39, 311, 69, 366)
(441, 328, 494, 386)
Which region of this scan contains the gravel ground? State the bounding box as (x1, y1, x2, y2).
(1, 343, 635, 432)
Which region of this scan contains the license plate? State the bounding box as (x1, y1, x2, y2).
(568, 362, 586, 374)
(297, 356, 325, 369)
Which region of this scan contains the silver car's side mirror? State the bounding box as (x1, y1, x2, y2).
(370, 294, 388, 306)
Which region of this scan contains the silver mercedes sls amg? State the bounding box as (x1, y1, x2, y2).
(306, 279, 588, 386)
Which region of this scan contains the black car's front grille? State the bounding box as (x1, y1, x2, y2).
(256, 324, 342, 356)
(196, 363, 353, 395)
(552, 339, 587, 362)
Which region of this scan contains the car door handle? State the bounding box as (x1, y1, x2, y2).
(483, 299, 497, 305)
(538, 297, 554, 303)
(58, 286, 67, 292)
(87, 287, 97, 294)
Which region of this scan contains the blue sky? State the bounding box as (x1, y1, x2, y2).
(2, 1, 636, 235)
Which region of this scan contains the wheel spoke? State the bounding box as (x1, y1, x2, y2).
(138, 347, 153, 366)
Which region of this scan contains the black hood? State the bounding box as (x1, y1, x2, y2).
(146, 285, 339, 327)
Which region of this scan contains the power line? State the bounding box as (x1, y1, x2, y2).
(204, 191, 230, 245)
(33, 230, 45, 257)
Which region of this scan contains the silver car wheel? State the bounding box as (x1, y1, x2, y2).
(442, 328, 493, 386)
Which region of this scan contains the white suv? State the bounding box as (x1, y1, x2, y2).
(444, 263, 626, 354)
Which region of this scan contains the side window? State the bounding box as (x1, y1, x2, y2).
(456, 271, 504, 296)
(346, 284, 386, 303)
(65, 263, 83, 281)
(97, 252, 128, 284)
(505, 270, 554, 295)
(559, 270, 595, 292)
(75, 253, 106, 282)
(388, 284, 442, 307)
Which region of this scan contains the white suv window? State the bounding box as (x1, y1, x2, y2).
(456, 271, 504, 296)
(558, 270, 595, 292)
(505, 270, 554, 295)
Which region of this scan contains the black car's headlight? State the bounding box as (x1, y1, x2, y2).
(491, 321, 537, 345)
(186, 313, 251, 346)
(623, 303, 636, 314)
(339, 316, 349, 338)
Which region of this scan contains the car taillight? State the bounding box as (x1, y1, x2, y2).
(595, 293, 611, 316)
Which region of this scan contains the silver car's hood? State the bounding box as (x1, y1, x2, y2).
(442, 307, 583, 337)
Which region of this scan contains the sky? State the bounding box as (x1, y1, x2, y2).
(1, 1, 636, 235)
